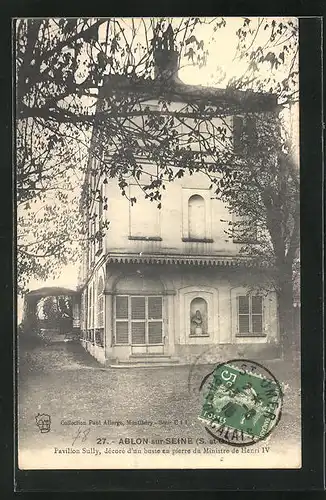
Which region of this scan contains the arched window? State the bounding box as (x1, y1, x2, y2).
(190, 297, 208, 336)
(188, 195, 205, 239)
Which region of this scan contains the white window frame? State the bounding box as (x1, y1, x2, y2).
(114, 295, 164, 345)
(236, 294, 265, 337)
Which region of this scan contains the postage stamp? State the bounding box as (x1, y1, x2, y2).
(198, 359, 283, 446)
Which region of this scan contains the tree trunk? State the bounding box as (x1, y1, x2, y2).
(277, 275, 296, 359)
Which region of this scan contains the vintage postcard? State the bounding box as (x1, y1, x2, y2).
(16, 17, 301, 470)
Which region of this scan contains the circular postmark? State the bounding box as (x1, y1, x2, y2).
(197, 359, 283, 447)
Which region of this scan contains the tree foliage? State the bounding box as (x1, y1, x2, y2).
(217, 114, 299, 288)
(16, 17, 299, 302)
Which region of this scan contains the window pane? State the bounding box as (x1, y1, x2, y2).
(238, 296, 249, 314)
(252, 296, 263, 314)
(131, 297, 145, 319)
(131, 322, 145, 344)
(252, 315, 263, 333)
(116, 296, 128, 319)
(239, 315, 249, 333)
(116, 322, 129, 343)
(148, 297, 162, 319)
(148, 322, 163, 344)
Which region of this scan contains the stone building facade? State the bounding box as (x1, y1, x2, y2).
(79, 38, 280, 366)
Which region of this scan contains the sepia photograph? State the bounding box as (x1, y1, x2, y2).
(16, 17, 301, 470)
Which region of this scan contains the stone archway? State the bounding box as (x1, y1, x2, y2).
(21, 287, 80, 342)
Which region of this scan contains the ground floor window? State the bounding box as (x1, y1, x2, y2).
(237, 295, 264, 336)
(95, 277, 104, 347)
(115, 295, 163, 345)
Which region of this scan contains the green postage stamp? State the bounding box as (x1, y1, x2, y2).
(199, 360, 283, 445)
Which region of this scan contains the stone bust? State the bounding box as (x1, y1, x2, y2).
(191, 309, 203, 335)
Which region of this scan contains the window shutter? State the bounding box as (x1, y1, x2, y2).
(252, 315, 263, 333)
(238, 295, 249, 314)
(115, 294, 163, 345)
(239, 314, 250, 333)
(116, 322, 129, 343)
(148, 297, 162, 319)
(131, 322, 145, 344)
(252, 296, 263, 314)
(148, 322, 163, 344)
(238, 295, 250, 334)
(116, 296, 128, 319)
(252, 296, 263, 334)
(131, 297, 145, 319)
(236, 295, 263, 336)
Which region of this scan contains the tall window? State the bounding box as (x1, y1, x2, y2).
(81, 289, 88, 338)
(96, 277, 104, 328)
(115, 296, 163, 345)
(129, 184, 160, 239)
(87, 285, 93, 341)
(95, 276, 104, 347)
(188, 195, 205, 239)
(237, 295, 263, 335)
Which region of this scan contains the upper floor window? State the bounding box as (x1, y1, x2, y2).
(188, 194, 205, 239)
(129, 184, 161, 241)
